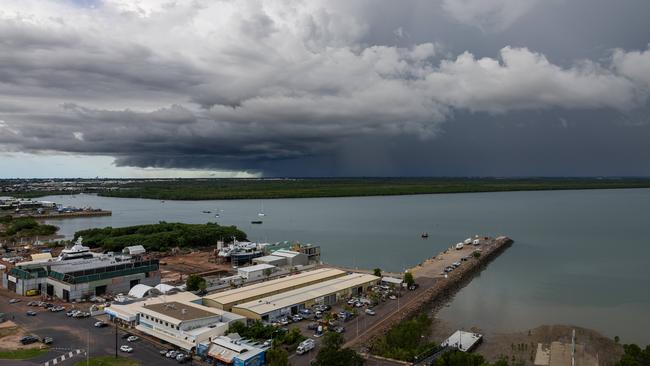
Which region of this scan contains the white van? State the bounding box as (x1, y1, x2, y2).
(296, 339, 315, 355)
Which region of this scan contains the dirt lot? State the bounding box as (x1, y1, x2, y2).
(157, 248, 233, 283)
(0, 321, 44, 351)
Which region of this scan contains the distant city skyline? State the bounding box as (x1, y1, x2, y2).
(1, 0, 649, 178)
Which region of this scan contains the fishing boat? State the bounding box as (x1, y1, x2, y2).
(421, 232, 429, 238)
(202, 210, 211, 214)
(251, 220, 263, 224)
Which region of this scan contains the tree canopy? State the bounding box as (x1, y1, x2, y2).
(312, 332, 365, 366)
(185, 274, 206, 291)
(616, 344, 650, 366)
(74, 221, 246, 251)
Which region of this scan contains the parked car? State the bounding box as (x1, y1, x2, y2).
(388, 295, 397, 300)
(176, 353, 187, 362)
(42, 337, 54, 345)
(27, 301, 37, 306)
(127, 336, 139, 342)
(364, 308, 376, 316)
(307, 322, 319, 331)
(94, 321, 107, 328)
(9, 299, 20, 304)
(333, 326, 346, 333)
(26, 311, 37, 316)
(120, 345, 133, 353)
(291, 314, 303, 322)
(160, 349, 170, 356)
(66, 310, 77, 317)
(167, 350, 178, 358)
(20, 336, 39, 345)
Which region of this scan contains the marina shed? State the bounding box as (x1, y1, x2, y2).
(203, 268, 346, 311)
(237, 263, 277, 281)
(231, 273, 380, 321)
(252, 255, 287, 267)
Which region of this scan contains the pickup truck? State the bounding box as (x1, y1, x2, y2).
(296, 339, 315, 355)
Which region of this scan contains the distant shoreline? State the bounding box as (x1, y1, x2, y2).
(9, 177, 650, 201)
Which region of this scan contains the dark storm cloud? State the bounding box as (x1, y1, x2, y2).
(0, 0, 649, 176)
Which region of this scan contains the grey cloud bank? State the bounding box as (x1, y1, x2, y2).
(0, 0, 649, 177)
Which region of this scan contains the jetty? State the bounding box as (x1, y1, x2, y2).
(345, 235, 513, 350)
(31, 210, 112, 219)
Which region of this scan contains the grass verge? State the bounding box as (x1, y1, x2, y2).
(0, 348, 49, 360)
(73, 355, 141, 366)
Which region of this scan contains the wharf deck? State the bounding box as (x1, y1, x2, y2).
(344, 235, 513, 350)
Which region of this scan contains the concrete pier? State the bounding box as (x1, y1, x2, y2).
(345, 235, 513, 349)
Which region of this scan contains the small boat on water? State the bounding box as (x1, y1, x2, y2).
(421, 233, 429, 238)
(215, 213, 220, 218)
(202, 210, 211, 214)
(251, 220, 263, 224)
(258, 202, 266, 217)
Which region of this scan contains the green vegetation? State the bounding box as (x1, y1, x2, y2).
(185, 274, 206, 291)
(0, 348, 49, 360)
(97, 178, 650, 200)
(312, 332, 365, 366)
(372, 314, 438, 361)
(473, 251, 481, 258)
(433, 351, 509, 366)
(266, 346, 289, 366)
(616, 344, 650, 366)
(0, 216, 58, 238)
(73, 355, 141, 366)
(404, 271, 415, 288)
(373, 268, 382, 277)
(74, 221, 246, 251)
(227, 321, 305, 347)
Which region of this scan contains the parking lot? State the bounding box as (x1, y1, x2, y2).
(0, 289, 183, 366)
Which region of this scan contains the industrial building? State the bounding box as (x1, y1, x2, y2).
(201, 335, 266, 366)
(253, 249, 308, 268)
(237, 264, 277, 281)
(2, 240, 159, 302)
(231, 273, 379, 321)
(203, 268, 346, 311)
(106, 292, 245, 351)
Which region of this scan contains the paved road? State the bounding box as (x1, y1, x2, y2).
(0, 291, 180, 366)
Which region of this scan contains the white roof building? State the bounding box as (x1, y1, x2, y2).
(441, 330, 483, 352)
(122, 245, 146, 256)
(128, 284, 153, 298)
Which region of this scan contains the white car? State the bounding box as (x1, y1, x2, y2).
(365, 308, 376, 316)
(127, 336, 139, 342)
(120, 345, 133, 353)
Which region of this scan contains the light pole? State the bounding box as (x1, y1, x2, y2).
(114, 320, 118, 358)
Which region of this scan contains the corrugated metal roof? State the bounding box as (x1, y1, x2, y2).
(204, 268, 345, 306)
(237, 264, 275, 273)
(233, 273, 379, 315)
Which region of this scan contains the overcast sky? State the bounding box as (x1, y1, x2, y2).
(1, 0, 649, 178)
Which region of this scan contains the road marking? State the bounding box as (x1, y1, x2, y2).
(43, 349, 83, 366)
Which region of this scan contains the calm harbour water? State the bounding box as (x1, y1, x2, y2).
(42, 189, 650, 344)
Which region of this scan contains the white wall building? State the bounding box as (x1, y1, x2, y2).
(237, 264, 276, 281)
(136, 301, 245, 351)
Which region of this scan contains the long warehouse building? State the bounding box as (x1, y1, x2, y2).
(231, 273, 380, 321)
(203, 268, 346, 311)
